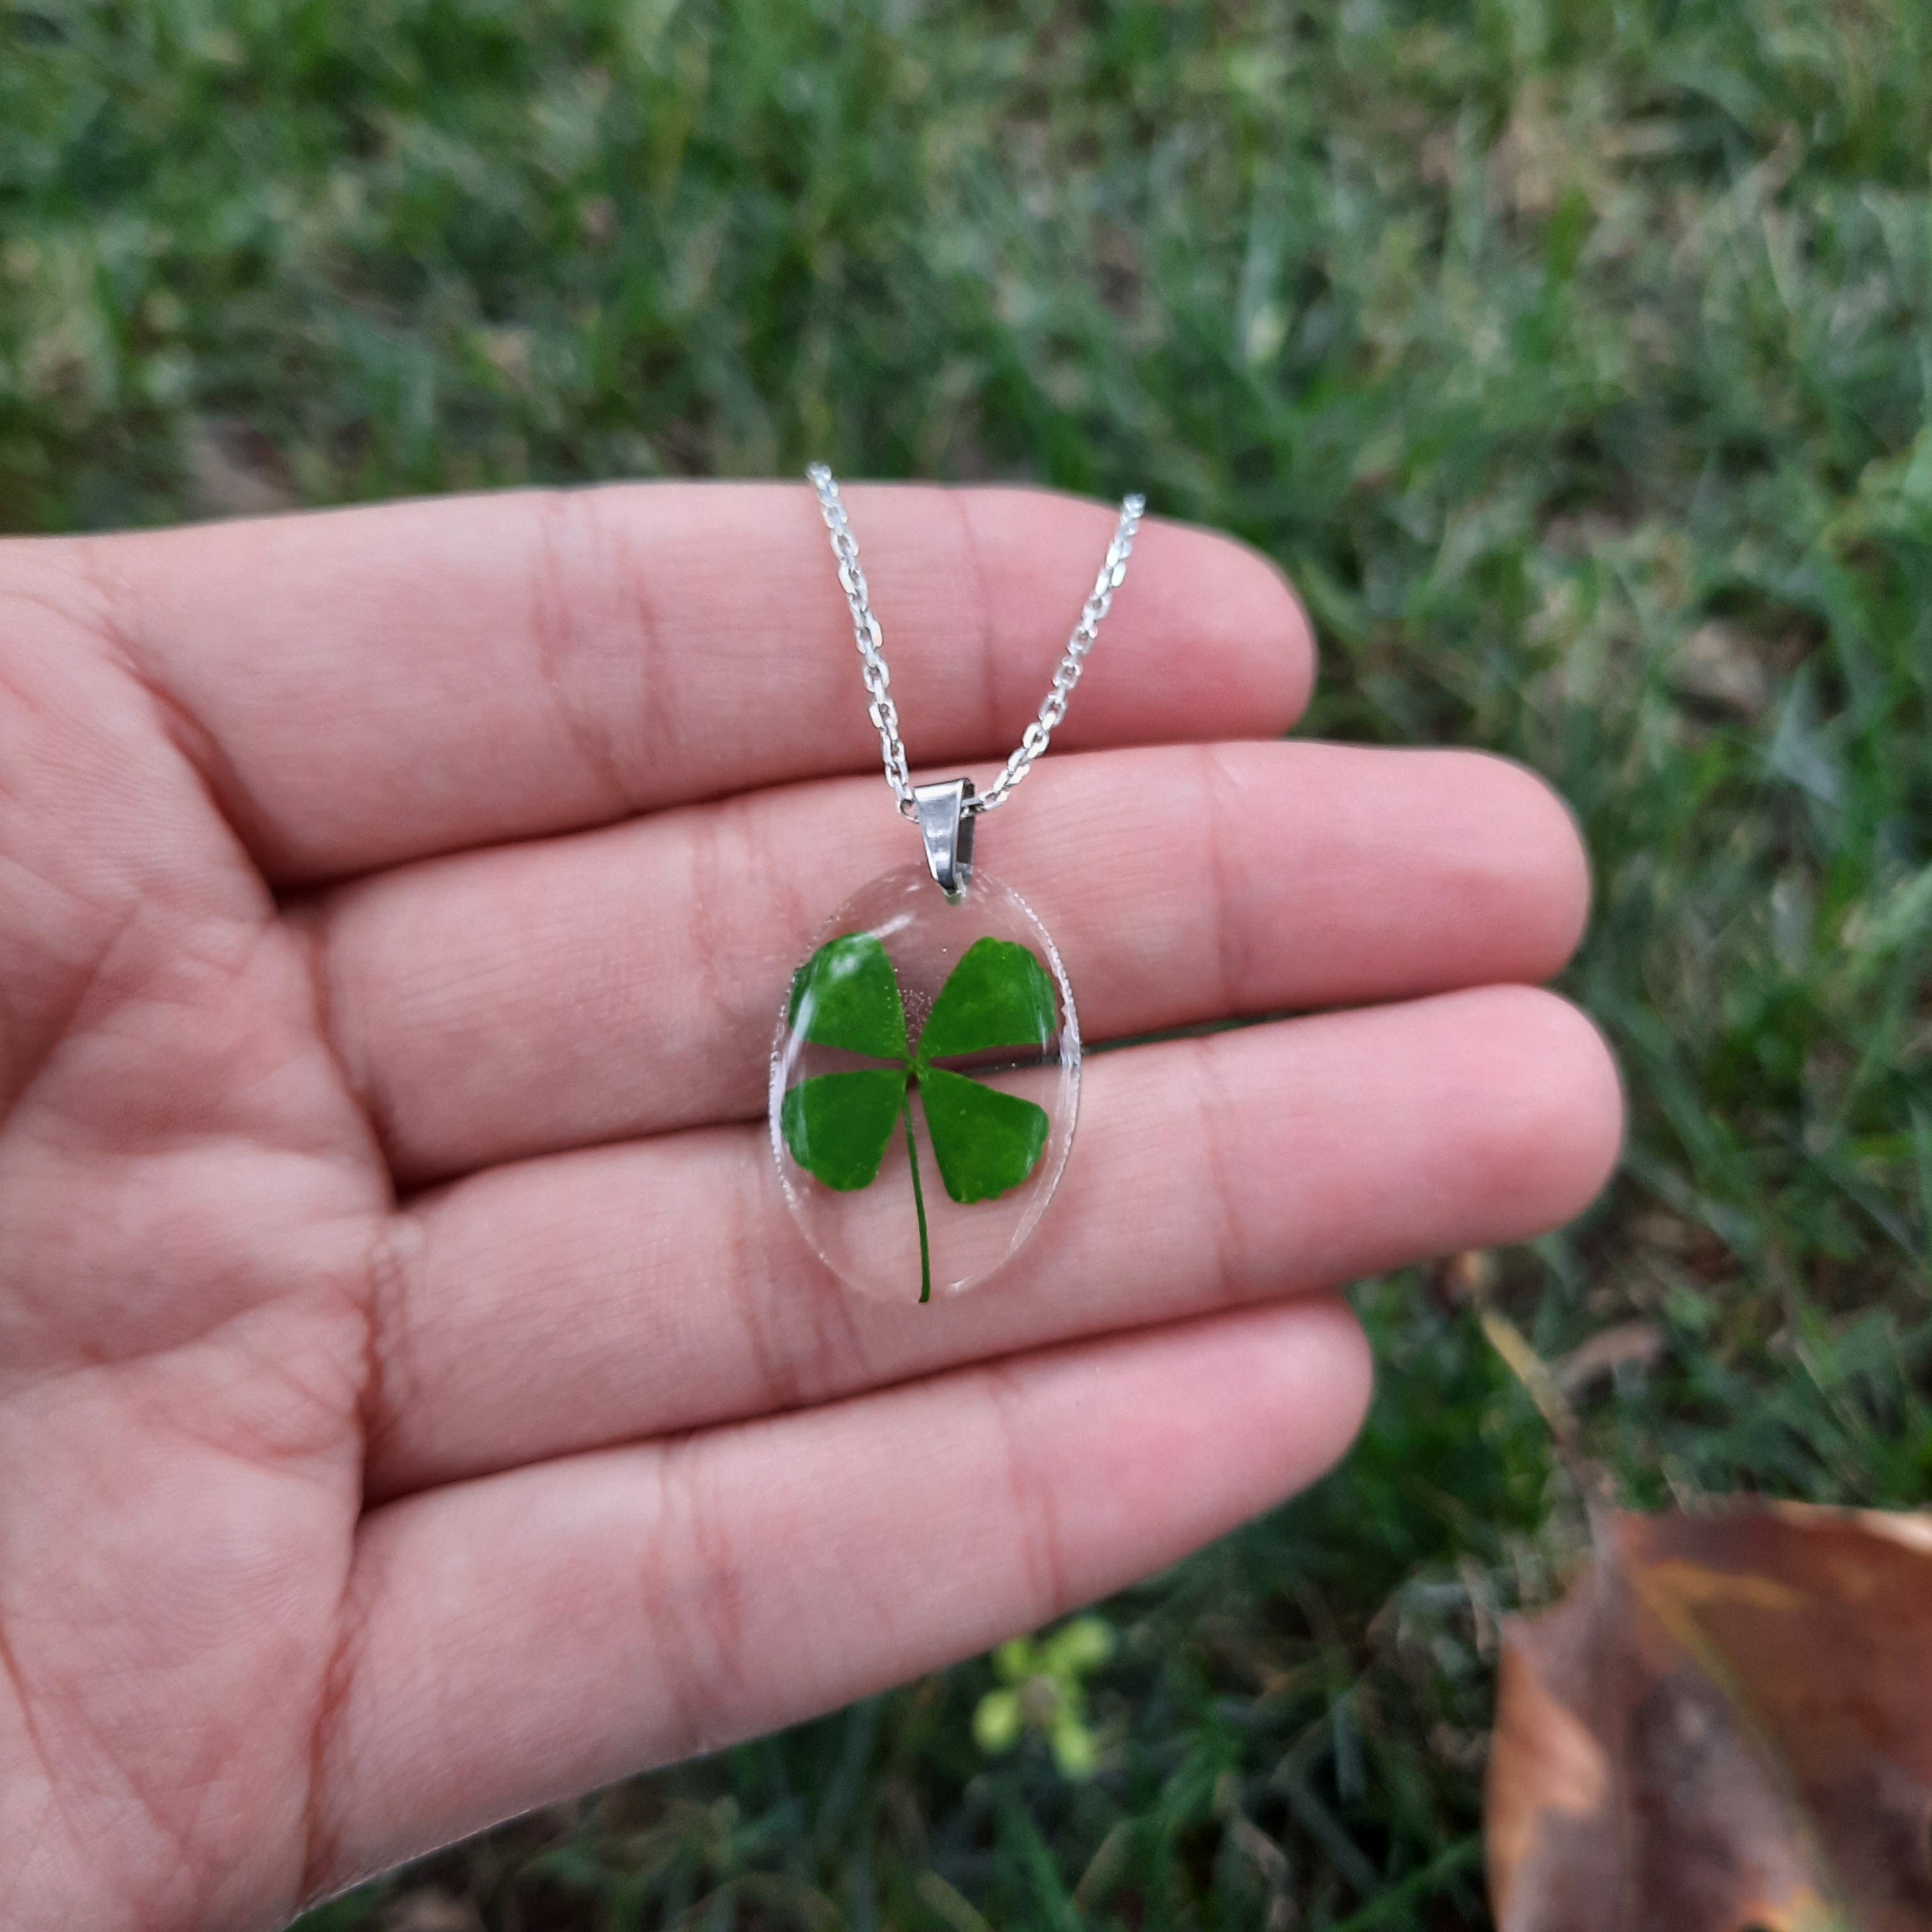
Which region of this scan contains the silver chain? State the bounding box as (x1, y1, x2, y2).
(806, 464, 1146, 818)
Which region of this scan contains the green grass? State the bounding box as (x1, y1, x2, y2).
(6, 0, 1931, 1924)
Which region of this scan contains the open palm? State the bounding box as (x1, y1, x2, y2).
(0, 483, 1621, 1931)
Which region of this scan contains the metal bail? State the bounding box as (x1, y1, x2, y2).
(913, 777, 976, 903)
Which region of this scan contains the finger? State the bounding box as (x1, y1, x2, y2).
(365, 985, 1622, 1497)
(309, 741, 1589, 1184)
(69, 484, 1311, 882)
(304, 1296, 1370, 1899)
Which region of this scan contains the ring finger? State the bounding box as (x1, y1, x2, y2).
(365, 982, 1623, 1496)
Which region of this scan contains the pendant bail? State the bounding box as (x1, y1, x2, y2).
(913, 777, 976, 903)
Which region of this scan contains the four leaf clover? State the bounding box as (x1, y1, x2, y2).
(781, 931, 1059, 1302)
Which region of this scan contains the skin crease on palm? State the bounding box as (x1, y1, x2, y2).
(0, 480, 1623, 1932)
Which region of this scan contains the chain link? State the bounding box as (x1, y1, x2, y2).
(806, 464, 1146, 818)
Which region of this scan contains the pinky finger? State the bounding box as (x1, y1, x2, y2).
(302, 1299, 1371, 1900)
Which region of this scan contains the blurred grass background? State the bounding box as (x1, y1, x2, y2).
(5, 0, 1931, 1925)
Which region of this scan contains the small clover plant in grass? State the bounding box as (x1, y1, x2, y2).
(781, 931, 1058, 1303)
(971, 1616, 1116, 1778)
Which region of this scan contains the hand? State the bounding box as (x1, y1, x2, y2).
(0, 483, 1620, 1930)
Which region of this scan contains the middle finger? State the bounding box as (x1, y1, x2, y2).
(306, 740, 1588, 1185)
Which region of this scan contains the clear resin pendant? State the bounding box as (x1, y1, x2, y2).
(768, 863, 1080, 1305)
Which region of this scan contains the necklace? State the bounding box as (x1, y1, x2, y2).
(769, 466, 1146, 1306)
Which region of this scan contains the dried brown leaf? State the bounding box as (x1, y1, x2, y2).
(187, 418, 294, 520)
(1488, 1506, 1932, 1932)
(1671, 621, 1773, 719)
(379, 1889, 485, 1932)
(1554, 1321, 1666, 1397)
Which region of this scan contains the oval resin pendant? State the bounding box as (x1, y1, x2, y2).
(769, 864, 1080, 1305)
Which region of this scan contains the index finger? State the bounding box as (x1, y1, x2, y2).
(49, 482, 1312, 883)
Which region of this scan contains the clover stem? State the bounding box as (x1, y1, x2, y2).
(902, 1086, 932, 1305)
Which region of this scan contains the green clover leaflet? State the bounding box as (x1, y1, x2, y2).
(781, 932, 1058, 1302)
